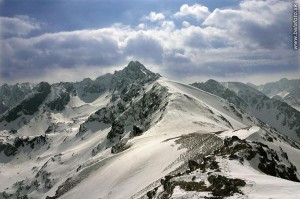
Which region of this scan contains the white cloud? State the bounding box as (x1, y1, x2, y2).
(142, 12, 165, 22)
(161, 20, 175, 30)
(0, 15, 40, 37)
(203, 0, 291, 49)
(182, 21, 191, 28)
(137, 23, 146, 29)
(174, 4, 210, 22)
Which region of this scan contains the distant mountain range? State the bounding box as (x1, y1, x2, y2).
(191, 79, 300, 143)
(249, 78, 300, 112)
(1, 61, 300, 199)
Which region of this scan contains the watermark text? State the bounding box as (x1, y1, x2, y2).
(293, 3, 298, 50)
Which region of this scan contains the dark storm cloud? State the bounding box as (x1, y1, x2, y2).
(238, 16, 291, 49)
(164, 55, 299, 80)
(124, 33, 164, 64)
(0, 31, 125, 80)
(0, 0, 298, 84)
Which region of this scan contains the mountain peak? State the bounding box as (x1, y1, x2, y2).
(126, 61, 146, 71)
(205, 79, 222, 86)
(279, 77, 289, 82)
(116, 61, 160, 79)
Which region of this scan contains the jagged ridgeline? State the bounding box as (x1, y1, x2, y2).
(252, 78, 300, 111)
(0, 82, 51, 123)
(191, 80, 300, 143)
(1, 61, 300, 199)
(0, 82, 33, 114)
(0, 61, 160, 123)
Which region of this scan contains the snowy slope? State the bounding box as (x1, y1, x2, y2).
(0, 83, 34, 114)
(252, 78, 300, 112)
(1, 63, 300, 199)
(223, 82, 300, 143)
(54, 79, 261, 199)
(191, 80, 300, 144)
(144, 125, 300, 199)
(273, 88, 300, 112)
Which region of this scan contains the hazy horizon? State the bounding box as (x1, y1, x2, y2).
(0, 60, 299, 87)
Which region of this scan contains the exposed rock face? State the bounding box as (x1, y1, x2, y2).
(0, 143, 17, 156)
(0, 102, 8, 115)
(253, 78, 300, 111)
(191, 80, 247, 108)
(45, 125, 54, 134)
(86, 107, 115, 124)
(215, 136, 300, 182)
(9, 130, 18, 134)
(191, 80, 300, 143)
(132, 125, 144, 137)
(146, 159, 246, 199)
(78, 62, 165, 147)
(0, 83, 34, 114)
(14, 136, 47, 149)
(47, 93, 70, 111)
(111, 138, 130, 154)
(46, 82, 75, 111)
(207, 175, 246, 197)
(110, 61, 160, 92)
(0, 82, 51, 123)
(0, 135, 47, 157)
(107, 120, 125, 141)
(72, 61, 160, 103)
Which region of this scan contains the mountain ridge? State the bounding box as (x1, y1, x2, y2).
(251, 78, 300, 111)
(1, 62, 300, 199)
(191, 79, 300, 144)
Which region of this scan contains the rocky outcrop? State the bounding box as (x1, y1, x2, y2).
(107, 120, 125, 141)
(0, 135, 47, 157)
(0, 143, 17, 156)
(111, 138, 131, 154)
(1, 82, 51, 122)
(131, 125, 144, 137)
(215, 136, 300, 182)
(0, 83, 33, 115)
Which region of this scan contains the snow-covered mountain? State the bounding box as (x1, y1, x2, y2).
(1, 62, 300, 199)
(249, 78, 300, 111)
(0, 83, 35, 114)
(191, 80, 300, 144)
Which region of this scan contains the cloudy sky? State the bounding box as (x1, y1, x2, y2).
(0, 0, 299, 85)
